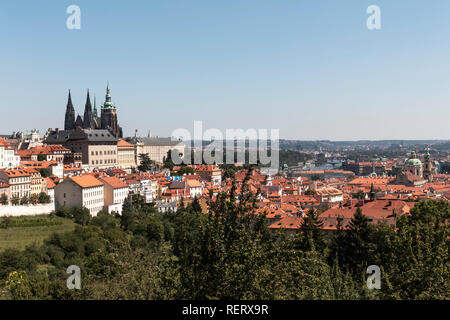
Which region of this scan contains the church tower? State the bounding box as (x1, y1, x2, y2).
(83, 89, 95, 129)
(369, 183, 376, 201)
(64, 90, 76, 130)
(100, 83, 123, 138)
(93, 95, 98, 119)
(423, 148, 434, 182)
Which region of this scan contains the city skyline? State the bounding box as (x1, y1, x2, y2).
(1, 1, 450, 140)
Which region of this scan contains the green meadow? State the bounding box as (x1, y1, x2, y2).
(0, 215, 76, 251)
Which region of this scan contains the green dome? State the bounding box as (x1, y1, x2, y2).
(405, 158, 422, 166)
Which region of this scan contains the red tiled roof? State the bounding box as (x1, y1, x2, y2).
(100, 176, 129, 189)
(44, 177, 56, 189)
(269, 216, 304, 230)
(69, 175, 104, 188)
(117, 139, 134, 148)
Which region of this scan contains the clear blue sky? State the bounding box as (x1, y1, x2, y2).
(1, 1, 449, 140)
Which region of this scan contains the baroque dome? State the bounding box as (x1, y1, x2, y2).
(405, 158, 422, 166)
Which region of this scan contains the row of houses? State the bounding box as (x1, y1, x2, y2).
(54, 168, 215, 216)
(55, 175, 128, 215)
(0, 167, 55, 202)
(44, 128, 185, 171)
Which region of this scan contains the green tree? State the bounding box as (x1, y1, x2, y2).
(70, 207, 91, 226)
(339, 207, 373, 275)
(0, 217, 12, 229)
(11, 196, 20, 206)
(39, 168, 51, 178)
(0, 193, 8, 205)
(55, 206, 69, 218)
(190, 196, 202, 213)
(30, 194, 39, 205)
(353, 190, 365, 200)
(20, 196, 29, 205)
(4, 271, 32, 300)
(138, 153, 154, 172)
(163, 150, 175, 170)
(222, 166, 236, 180)
(381, 200, 450, 299)
(38, 192, 51, 204)
(296, 209, 326, 253)
(173, 166, 194, 176)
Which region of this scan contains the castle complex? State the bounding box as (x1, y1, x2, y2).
(64, 84, 123, 138)
(42, 83, 184, 170)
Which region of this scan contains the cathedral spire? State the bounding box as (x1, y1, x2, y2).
(93, 95, 98, 118)
(64, 90, 76, 130)
(86, 89, 92, 110)
(100, 82, 122, 138)
(102, 82, 115, 109)
(67, 90, 73, 108)
(83, 89, 95, 129)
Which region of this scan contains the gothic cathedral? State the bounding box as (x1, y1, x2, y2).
(64, 84, 123, 138)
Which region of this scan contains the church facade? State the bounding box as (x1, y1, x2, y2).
(393, 149, 437, 187)
(64, 84, 123, 138)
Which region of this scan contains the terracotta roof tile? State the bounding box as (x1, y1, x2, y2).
(69, 175, 104, 188)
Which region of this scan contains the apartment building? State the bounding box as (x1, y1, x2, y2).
(21, 161, 64, 179)
(0, 168, 31, 199)
(140, 178, 158, 202)
(25, 168, 44, 196)
(186, 179, 203, 198)
(17, 145, 71, 163)
(117, 139, 136, 170)
(45, 127, 118, 170)
(126, 134, 185, 165)
(55, 175, 104, 216)
(193, 165, 222, 185)
(314, 187, 344, 204)
(43, 177, 56, 203)
(99, 176, 129, 214)
(0, 137, 20, 169)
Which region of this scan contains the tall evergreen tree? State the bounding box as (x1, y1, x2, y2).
(296, 208, 326, 253)
(340, 207, 373, 275)
(138, 153, 153, 172)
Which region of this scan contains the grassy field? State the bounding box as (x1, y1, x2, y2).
(0, 215, 76, 251)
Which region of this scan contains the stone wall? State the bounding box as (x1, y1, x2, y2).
(0, 203, 55, 217)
